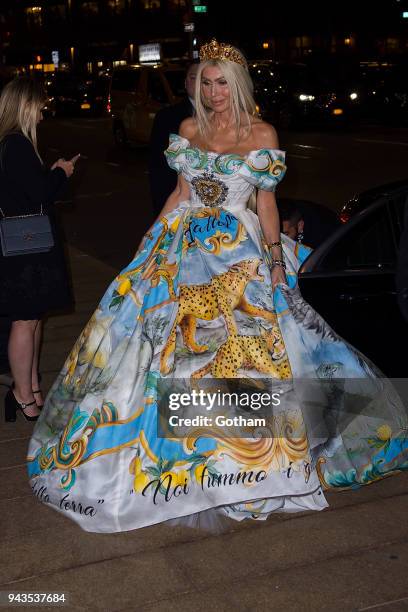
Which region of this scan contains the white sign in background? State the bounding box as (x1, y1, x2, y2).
(138, 43, 161, 63)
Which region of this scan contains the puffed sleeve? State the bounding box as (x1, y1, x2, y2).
(239, 148, 287, 192)
(164, 133, 190, 173)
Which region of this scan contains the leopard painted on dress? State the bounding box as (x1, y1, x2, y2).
(191, 327, 292, 379)
(160, 259, 278, 375)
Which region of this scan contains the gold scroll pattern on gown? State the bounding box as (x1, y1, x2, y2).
(185, 207, 247, 254)
(183, 410, 310, 478)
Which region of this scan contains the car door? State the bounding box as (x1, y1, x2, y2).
(298, 195, 408, 376)
(110, 68, 141, 140)
(134, 68, 171, 142)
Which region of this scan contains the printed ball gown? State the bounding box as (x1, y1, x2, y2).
(27, 134, 408, 532)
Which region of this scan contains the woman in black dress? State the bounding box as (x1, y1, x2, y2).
(0, 77, 76, 421)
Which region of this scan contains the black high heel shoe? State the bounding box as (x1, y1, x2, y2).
(11, 374, 43, 410)
(4, 389, 39, 422)
(32, 389, 44, 410)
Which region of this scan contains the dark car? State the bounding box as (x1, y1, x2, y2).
(250, 60, 361, 129)
(46, 71, 110, 117)
(338, 178, 408, 223)
(298, 182, 408, 376)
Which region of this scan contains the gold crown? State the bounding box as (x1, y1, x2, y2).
(199, 38, 246, 67)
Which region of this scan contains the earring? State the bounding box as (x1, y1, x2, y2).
(297, 231, 304, 244)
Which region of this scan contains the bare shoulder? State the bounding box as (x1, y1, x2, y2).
(179, 117, 198, 140)
(250, 120, 279, 149)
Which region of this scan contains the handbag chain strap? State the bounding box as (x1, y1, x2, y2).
(0, 204, 44, 220)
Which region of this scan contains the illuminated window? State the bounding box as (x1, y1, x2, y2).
(81, 2, 99, 15)
(168, 0, 187, 9)
(385, 37, 399, 51)
(48, 4, 66, 18)
(295, 36, 312, 48)
(25, 6, 43, 27)
(108, 0, 126, 12)
(144, 0, 161, 9)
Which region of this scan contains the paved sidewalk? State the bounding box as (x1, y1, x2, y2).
(1, 247, 408, 612)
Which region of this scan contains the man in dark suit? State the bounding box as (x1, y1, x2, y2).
(148, 62, 198, 216)
(277, 198, 341, 249)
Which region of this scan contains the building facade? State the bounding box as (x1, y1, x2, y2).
(0, 1, 406, 72)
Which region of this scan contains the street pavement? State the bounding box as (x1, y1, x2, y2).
(1, 244, 408, 611)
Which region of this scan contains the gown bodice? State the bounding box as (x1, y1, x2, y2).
(165, 134, 287, 214)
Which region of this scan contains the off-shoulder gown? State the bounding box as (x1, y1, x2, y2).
(27, 135, 408, 532)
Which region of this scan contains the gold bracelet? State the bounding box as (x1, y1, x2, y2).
(265, 241, 282, 249)
(271, 259, 286, 269)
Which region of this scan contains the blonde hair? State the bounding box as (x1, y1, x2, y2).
(194, 52, 257, 143)
(0, 77, 46, 158)
(194, 52, 259, 213)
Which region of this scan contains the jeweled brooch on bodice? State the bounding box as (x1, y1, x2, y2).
(191, 171, 229, 207)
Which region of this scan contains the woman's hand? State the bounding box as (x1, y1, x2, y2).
(271, 265, 287, 289)
(51, 158, 75, 178)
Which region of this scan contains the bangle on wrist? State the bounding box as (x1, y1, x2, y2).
(264, 249, 273, 267)
(271, 259, 286, 269)
(265, 241, 282, 249)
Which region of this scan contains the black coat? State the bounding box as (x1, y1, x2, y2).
(0, 132, 72, 319)
(148, 98, 193, 215)
(396, 202, 408, 322)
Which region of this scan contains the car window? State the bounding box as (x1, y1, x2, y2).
(148, 71, 168, 103)
(318, 203, 397, 271)
(111, 69, 140, 92)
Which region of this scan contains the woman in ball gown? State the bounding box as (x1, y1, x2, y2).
(27, 40, 408, 533)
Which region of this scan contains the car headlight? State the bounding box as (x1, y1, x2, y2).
(299, 94, 315, 102)
(349, 92, 358, 100)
